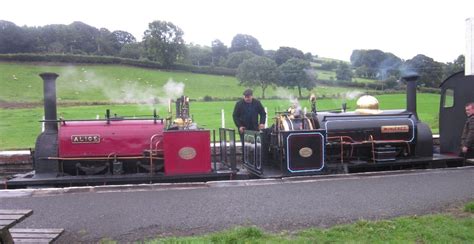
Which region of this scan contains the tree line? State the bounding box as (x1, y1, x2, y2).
(0, 19, 465, 96)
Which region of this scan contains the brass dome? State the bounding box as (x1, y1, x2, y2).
(355, 95, 382, 114)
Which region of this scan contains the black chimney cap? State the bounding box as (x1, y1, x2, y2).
(39, 72, 59, 80)
(401, 74, 420, 82)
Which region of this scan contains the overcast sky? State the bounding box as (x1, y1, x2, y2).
(1, 0, 473, 63)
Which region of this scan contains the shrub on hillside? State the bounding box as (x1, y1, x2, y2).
(203, 95, 213, 101)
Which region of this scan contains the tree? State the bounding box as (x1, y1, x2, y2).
(237, 56, 278, 99)
(336, 62, 353, 81)
(112, 31, 136, 48)
(143, 20, 185, 67)
(96, 28, 118, 55)
(186, 44, 212, 66)
(68, 21, 100, 54)
(38, 24, 71, 53)
(444, 55, 464, 78)
(229, 34, 264, 55)
(274, 46, 305, 65)
(278, 58, 316, 98)
(350, 49, 402, 79)
(264, 50, 276, 60)
(403, 54, 444, 88)
(304, 52, 314, 61)
(225, 51, 255, 68)
(320, 61, 338, 71)
(382, 76, 399, 89)
(119, 43, 144, 59)
(211, 39, 228, 65)
(106, 30, 136, 55)
(0, 20, 37, 53)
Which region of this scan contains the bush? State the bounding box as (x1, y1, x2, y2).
(203, 95, 213, 101)
(464, 201, 474, 213)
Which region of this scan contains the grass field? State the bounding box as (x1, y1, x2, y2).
(101, 201, 474, 243)
(148, 215, 474, 243)
(0, 93, 440, 149)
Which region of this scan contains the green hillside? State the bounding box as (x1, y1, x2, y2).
(0, 62, 363, 103)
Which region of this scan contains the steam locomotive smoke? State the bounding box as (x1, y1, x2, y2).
(343, 91, 363, 100)
(58, 67, 186, 111)
(157, 79, 185, 107)
(275, 87, 302, 115)
(163, 79, 185, 99)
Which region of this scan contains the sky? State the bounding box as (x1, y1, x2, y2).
(1, 0, 473, 63)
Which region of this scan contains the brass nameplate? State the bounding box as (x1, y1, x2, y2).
(381, 125, 409, 133)
(71, 135, 101, 144)
(178, 147, 197, 160)
(299, 147, 313, 158)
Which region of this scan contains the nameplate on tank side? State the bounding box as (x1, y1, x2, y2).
(178, 147, 197, 160)
(299, 147, 313, 158)
(381, 125, 409, 133)
(71, 135, 101, 144)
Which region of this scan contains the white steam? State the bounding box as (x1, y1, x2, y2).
(57, 67, 185, 111)
(157, 79, 186, 107)
(162, 79, 185, 99)
(275, 87, 302, 116)
(343, 91, 363, 100)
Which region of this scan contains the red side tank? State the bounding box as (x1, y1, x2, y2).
(58, 120, 164, 157)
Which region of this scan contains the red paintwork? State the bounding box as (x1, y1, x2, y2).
(58, 120, 164, 157)
(163, 130, 211, 175)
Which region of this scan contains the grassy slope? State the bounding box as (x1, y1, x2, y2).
(0, 62, 362, 102)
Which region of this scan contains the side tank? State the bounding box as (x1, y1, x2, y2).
(58, 120, 164, 158)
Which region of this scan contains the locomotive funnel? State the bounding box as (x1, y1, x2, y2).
(402, 74, 419, 116)
(39, 73, 59, 132)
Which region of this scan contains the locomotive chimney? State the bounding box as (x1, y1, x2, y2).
(402, 74, 419, 116)
(39, 73, 59, 132)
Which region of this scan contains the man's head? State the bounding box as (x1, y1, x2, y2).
(243, 89, 253, 103)
(466, 102, 474, 116)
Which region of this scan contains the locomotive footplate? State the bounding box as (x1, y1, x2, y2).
(345, 153, 464, 173)
(5, 170, 239, 189)
(244, 153, 465, 178)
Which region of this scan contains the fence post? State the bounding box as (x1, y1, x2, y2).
(221, 109, 225, 128)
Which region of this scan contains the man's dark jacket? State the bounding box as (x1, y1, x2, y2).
(233, 99, 266, 131)
(461, 114, 474, 150)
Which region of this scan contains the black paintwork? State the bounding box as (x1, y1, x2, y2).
(439, 71, 474, 154)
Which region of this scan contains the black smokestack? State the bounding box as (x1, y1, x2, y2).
(39, 73, 59, 132)
(402, 74, 419, 116)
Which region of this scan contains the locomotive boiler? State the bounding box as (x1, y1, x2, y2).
(243, 75, 435, 177)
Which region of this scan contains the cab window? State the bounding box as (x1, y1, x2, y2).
(442, 89, 454, 108)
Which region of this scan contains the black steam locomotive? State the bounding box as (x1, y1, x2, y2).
(242, 74, 471, 178)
